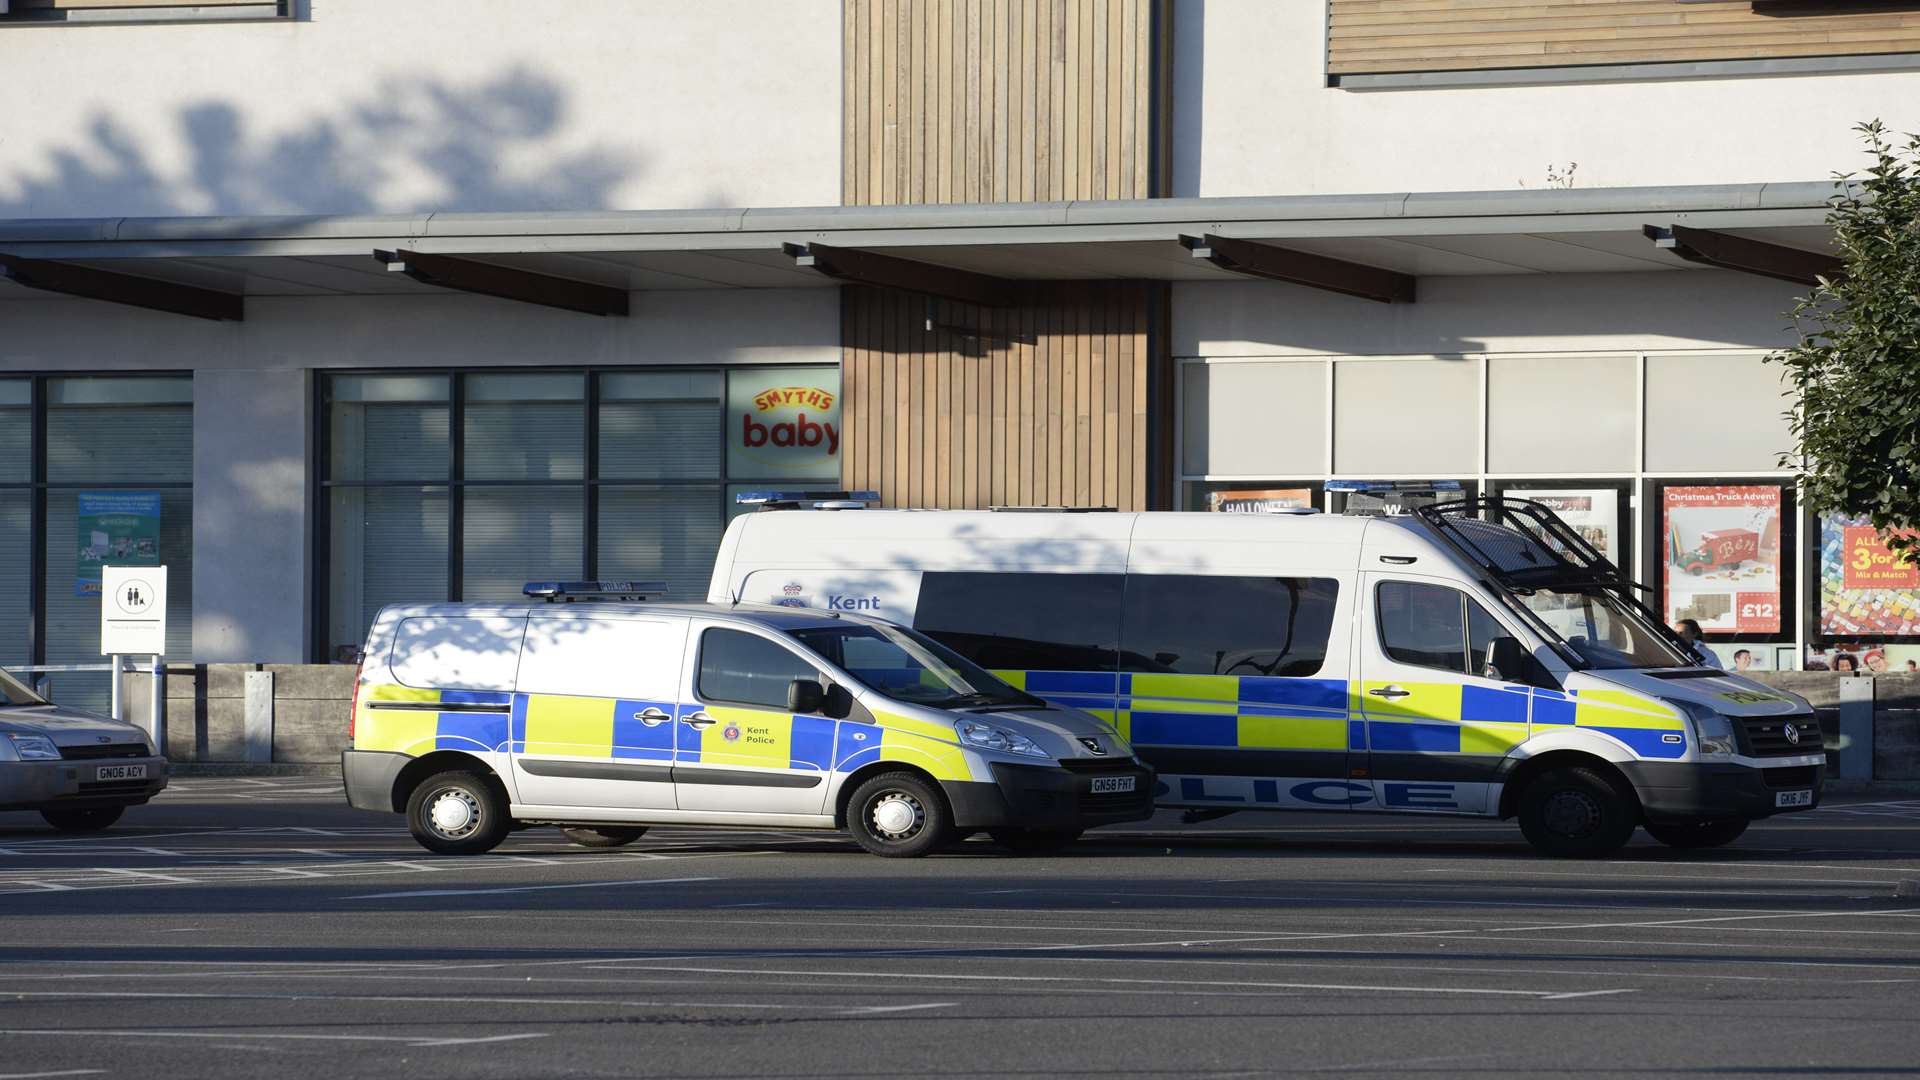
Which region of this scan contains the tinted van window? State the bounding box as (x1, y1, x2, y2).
(913, 572, 1121, 672)
(1377, 581, 1507, 677)
(1121, 575, 1338, 677)
(697, 628, 818, 710)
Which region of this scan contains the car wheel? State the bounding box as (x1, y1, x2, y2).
(41, 806, 123, 832)
(560, 825, 649, 848)
(846, 772, 954, 858)
(1517, 766, 1638, 858)
(988, 828, 1083, 854)
(1644, 817, 1749, 850)
(406, 770, 511, 855)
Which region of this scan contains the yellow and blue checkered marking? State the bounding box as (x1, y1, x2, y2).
(355, 686, 513, 755)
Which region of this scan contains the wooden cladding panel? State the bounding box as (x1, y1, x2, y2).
(844, 0, 1164, 205)
(1329, 1, 1920, 75)
(841, 282, 1162, 510)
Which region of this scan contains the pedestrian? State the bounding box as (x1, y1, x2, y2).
(1675, 618, 1721, 668)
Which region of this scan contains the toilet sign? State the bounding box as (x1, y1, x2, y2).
(101, 565, 167, 656)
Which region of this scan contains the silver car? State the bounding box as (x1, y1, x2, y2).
(0, 667, 168, 832)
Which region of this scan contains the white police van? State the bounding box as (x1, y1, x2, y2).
(340, 582, 1153, 857)
(708, 490, 1826, 857)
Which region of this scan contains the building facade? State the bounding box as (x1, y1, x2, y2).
(4, 0, 1919, 708)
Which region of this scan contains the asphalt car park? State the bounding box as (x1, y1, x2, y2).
(2, 779, 1919, 1079)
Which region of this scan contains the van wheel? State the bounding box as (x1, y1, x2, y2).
(560, 826, 648, 848)
(41, 806, 123, 832)
(846, 772, 954, 858)
(1644, 817, 1749, 850)
(406, 770, 510, 855)
(989, 828, 1082, 854)
(1517, 766, 1637, 858)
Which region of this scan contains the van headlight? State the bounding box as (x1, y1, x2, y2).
(955, 719, 1048, 758)
(4, 733, 62, 761)
(1670, 699, 1737, 758)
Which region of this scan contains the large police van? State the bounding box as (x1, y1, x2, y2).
(708, 494, 1826, 857)
(341, 584, 1154, 857)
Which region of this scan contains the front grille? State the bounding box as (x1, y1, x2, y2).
(59, 743, 148, 760)
(1763, 765, 1819, 789)
(1741, 716, 1823, 757)
(58, 780, 156, 800)
(1082, 789, 1153, 815)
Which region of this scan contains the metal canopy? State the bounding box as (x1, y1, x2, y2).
(1181, 233, 1416, 304)
(1641, 224, 1845, 287)
(373, 248, 629, 316)
(0, 253, 243, 320)
(0, 183, 1843, 301)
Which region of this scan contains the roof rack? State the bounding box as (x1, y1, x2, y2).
(523, 580, 670, 602)
(734, 490, 880, 511)
(1409, 497, 1638, 591)
(989, 505, 1118, 513)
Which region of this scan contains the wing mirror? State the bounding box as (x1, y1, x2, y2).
(1483, 636, 1544, 686)
(787, 678, 827, 715)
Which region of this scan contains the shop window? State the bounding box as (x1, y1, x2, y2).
(0, 380, 27, 667)
(912, 572, 1122, 672)
(601, 371, 722, 480)
(464, 373, 584, 482)
(462, 487, 584, 603)
(1120, 575, 1338, 678)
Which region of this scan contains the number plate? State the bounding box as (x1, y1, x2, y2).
(93, 764, 146, 782)
(1775, 789, 1813, 808)
(1089, 775, 1135, 794)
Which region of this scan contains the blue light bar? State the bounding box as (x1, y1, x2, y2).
(1324, 480, 1463, 492)
(523, 580, 670, 602)
(733, 490, 881, 506)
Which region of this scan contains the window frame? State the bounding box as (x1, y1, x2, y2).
(0, 373, 194, 675)
(1373, 578, 1516, 681)
(314, 364, 838, 662)
(694, 626, 826, 713)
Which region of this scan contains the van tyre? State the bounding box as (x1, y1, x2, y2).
(561, 826, 648, 848)
(1644, 817, 1749, 850)
(41, 806, 123, 832)
(406, 770, 510, 855)
(989, 828, 1082, 854)
(1517, 766, 1637, 858)
(847, 772, 954, 858)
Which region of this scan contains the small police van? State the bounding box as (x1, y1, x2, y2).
(709, 491, 1826, 857)
(341, 583, 1153, 857)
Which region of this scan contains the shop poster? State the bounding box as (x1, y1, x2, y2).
(1662, 485, 1781, 634)
(76, 491, 161, 598)
(1818, 512, 1920, 637)
(726, 368, 842, 481)
(1504, 488, 1620, 565)
(1805, 642, 1920, 674)
(1207, 488, 1314, 514)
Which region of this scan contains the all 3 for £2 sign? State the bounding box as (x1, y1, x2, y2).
(1843, 526, 1920, 589)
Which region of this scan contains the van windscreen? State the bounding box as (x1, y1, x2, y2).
(791, 624, 1040, 711)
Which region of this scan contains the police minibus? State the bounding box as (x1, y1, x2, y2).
(707, 490, 1826, 857)
(340, 583, 1153, 857)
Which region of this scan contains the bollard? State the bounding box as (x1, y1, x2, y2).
(148, 655, 166, 756)
(1837, 677, 1875, 780)
(109, 655, 124, 722)
(243, 670, 274, 764)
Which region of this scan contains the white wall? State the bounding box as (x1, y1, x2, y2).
(1172, 270, 1803, 358)
(0, 0, 841, 219)
(1172, 0, 1920, 197)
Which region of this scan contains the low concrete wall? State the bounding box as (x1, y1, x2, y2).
(128, 663, 355, 765)
(1754, 672, 1920, 781)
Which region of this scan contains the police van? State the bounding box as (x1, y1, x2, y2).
(707, 491, 1826, 857)
(340, 583, 1154, 857)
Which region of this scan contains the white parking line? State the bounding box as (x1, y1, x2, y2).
(344, 875, 718, 900)
(0, 1029, 548, 1049)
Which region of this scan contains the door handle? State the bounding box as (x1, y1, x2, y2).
(1368, 686, 1411, 699)
(634, 707, 671, 727)
(682, 711, 717, 729)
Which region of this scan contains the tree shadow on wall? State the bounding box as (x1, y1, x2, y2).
(0, 66, 638, 218)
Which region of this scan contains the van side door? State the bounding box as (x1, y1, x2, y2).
(509, 614, 688, 812)
(1118, 573, 1352, 810)
(675, 623, 838, 818)
(1358, 575, 1534, 816)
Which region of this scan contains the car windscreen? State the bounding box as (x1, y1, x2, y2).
(789, 623, 1041, 710)
(0, 666, 47, 707)
(1510, 586, 1690, 670)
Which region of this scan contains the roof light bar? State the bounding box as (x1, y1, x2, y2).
(734, 490, 881, 511)
(523, 580, 670, 602)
